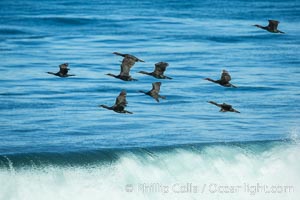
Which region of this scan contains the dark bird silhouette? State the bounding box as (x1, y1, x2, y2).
(47, 63, 75, 77)
(100, 90, 133, 114)
(139, 82, 166, 102)
(254, 20, 285, 34)
(204, 70, 237, 88)
(208, 101, 240, 113)
(138, 62, 172, 79)
(106, 52, 145, 81)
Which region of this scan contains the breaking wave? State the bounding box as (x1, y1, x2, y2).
(0, 140, 299, 200)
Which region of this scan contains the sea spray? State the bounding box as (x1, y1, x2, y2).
(0, 141, 299, 200)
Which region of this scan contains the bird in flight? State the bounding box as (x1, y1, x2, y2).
(204, 70, 237, 88)
(253, 20, 285, 34)
(106, 52, 144, 81)
(47, 63, 75, 77)
(139, 62, 172, 79)
(100, 90, 133, 114)
(208, 101, 240, 113)
(139, 82, 166, 102)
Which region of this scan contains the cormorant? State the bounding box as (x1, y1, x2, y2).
(100, 90, 133, 114)
(204, 70, 237, 88)
(106, 52, 144, 81)
(208, 101, 240, 113)
(139, 82, 166, 102)
(254, 20, 285, 34)
(138, 62, 172, 79)
(47, 63, 75, 77)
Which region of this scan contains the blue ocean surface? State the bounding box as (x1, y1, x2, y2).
(0, 0, 299, 199)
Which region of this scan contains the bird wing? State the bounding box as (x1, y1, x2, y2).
(114, 92, 128, 108)
(151, 82, 161, 93)
(113, 52, 126, 57)
(114, 52, 144, 76)
(59, 63, 69, 75)
(154, 62, 168, 76)
(119, 56, 136, 76)
(146, 82, 161, 102)
(220, 70, 231, 83)
(268, 20, 279, 31)
(127, 54, 144, 62)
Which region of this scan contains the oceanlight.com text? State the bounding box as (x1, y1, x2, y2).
(125, 182, 294, 196)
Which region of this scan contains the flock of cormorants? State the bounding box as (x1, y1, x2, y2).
(47, 20, 284, 114)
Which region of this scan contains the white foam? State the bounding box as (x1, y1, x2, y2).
(0, 143, 299, 200)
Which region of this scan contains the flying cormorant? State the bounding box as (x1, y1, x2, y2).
(106, 52, 144, 81)
(100, 90, 133, 114)
(254, 20, 285, 34)
(208, 101, 240, 113)
(139, 62, 172, 79)
(47, 63, 75, 77)
(139, 82, 166, 102)
(204, 70, 237, 88)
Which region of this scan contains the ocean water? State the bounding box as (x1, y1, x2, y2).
(0, 0, 299, 199)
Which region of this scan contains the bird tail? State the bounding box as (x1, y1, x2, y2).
(139, 90, 146, 94)
(159, 95, 166, 100)
(230, 83, 238, 88)
(233, 109, 240, 113)
(130, 77, 138, 81)
(124, 110, 133, 114)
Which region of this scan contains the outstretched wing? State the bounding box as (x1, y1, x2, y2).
(113, 52, 144, 76)
(151, 82, 161, 93)
(120, 56, 136, 76)
(114, 90, 128, 108)
(113, 52, 144, 62)
(59, 63, 69, 75)
(147, 82, 161, 102)
(220, 70, 231, 83)
(268, 20, 279, 31)
(153, 62, 168, 76)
